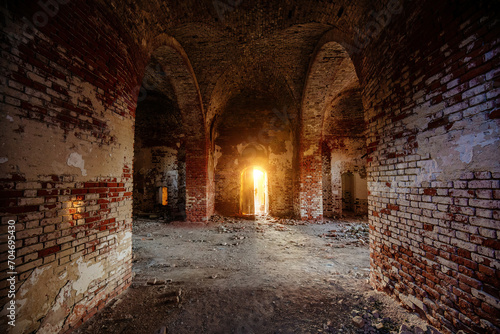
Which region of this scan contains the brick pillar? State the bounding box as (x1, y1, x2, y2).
(298, 141, 323, 220)
(184, 137, 210, 222)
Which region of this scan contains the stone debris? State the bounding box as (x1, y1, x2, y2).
(397, 323, 442, 334)
(217, 225, 246, 233)
(146, 278, 172, 285)
(352, 315, 365, 328)
(320, 222, 369, 246)
(274, 225, 291, 231)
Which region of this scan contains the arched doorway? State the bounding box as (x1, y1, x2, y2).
(240, 166, 269, 215)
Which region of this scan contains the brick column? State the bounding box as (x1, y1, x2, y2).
(184, 138, 210, 222)
(298, 141, 323, 220)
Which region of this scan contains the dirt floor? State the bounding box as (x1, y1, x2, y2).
(75, 215, 434, 334)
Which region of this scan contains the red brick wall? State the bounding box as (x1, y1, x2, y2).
(361, 1, 500, 332)
(0, 1, 498, 333)
(149, 42, 211, 222)
(0, 1, 146, 332)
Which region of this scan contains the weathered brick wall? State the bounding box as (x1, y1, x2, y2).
(361, 1, 500, 332)
(322, 137, 367, 217)
(0, 1, 498, 333)
(149, 42, 211, 222)
(132, 90, 186, 218)
(321, 82, 367, 218)
(214, 97, 295, 217)
(0, 1, 145, 332)
(299, 41, 359, 220)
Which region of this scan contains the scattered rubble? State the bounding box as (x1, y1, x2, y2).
(320, 222, 369, 247)
(77, 215, 430, 334)
(352, 315, 365, 328)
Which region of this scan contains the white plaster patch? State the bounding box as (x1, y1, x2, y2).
(214, 145, 222, 168)
(73, 257, 105, 294)
(415, 159, 442, 185)
(454, 131, 498, 164)
(116, 232, 132, 261)
(38, 281, 73, 334)
(6, 115, 13, 122)
(18, 265, 51, 299)
(0, 157, 8, 164)
(67, 152, 87, 176)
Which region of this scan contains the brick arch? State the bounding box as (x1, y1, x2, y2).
(144, 34, 211, 221)
(297, 29, 362, 220)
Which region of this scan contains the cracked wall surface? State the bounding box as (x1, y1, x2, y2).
(0, 1, 144, 332)
(0, 0, 498, 333)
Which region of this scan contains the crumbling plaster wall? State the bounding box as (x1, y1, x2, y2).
(0, 1, 498, 333)
(0, 1, 146, 332)
(322, 137, 367, 218)
(214, 96, 295, 217)
(132, 92, 186, 218)
(358, 1, 500, 332)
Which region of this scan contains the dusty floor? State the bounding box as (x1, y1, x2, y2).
(75, 215, 432, 334)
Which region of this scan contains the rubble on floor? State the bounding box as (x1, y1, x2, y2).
(75, 215, 431, 334)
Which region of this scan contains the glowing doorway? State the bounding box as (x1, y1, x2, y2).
(240, 166, 268, 215)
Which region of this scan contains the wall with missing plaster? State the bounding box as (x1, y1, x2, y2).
(322, 137, 367, 217)
(132, 90, 186, 219)
(213, 96, 296, 217)
(0, 1, 144, 332)
(362, 1, 500, 332)
(0, 1, 498, 333)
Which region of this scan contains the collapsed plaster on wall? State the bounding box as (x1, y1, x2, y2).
(214, 145, 222, 168)
(269, 140, 293, 166)
(1, 256, 106, 334)
(0, 157, 8, 163)
(415, 126, 499, 184)
(303, 145, 316, 156)
(2, 229, 132, 334)
(453, 129, 499, 164)
(0, 77, 134, 181)
(67, 152, 87, 176)
(38, 281, 74, 334)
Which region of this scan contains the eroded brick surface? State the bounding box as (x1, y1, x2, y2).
(0, 0, 498, 333)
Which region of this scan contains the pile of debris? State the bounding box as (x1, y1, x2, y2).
(210, 214, 238, 224)
(276, 218, 307, 226)
(321, 223, 369, 247)
(217, 225, 246, 234)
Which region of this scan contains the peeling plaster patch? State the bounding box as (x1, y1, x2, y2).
(38, 281, 73, 334)
(68, 78, 106, 116)
(0, 157, 8, 163)
(6, 115, 13, 122)
(8, 256, 107, 334)
(415, 159, 442, 185)
(214, 145, 222, 168)
(18, 265, 51, 299)
(454, 131, 498, 164)
(67, 152, 87, 176)
(303, 145, 316, 156)
(73, 257, 105, 295)
(116, 231, 132, 261)
(270, 140, 293, 166)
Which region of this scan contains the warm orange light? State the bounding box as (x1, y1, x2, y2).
(253, 168, 265, 214)
(240, 166, 268, 215)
